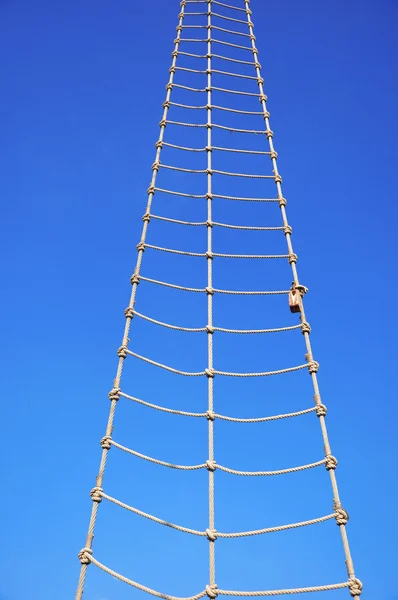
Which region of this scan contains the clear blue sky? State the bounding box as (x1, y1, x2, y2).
(1, 0, 397, 599)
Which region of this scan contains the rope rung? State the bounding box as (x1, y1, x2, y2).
(102, 491, 336, 538)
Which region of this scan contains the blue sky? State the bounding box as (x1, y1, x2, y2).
(1, 0, 397, 599)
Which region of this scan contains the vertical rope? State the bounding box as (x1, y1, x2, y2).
(242, 1, 361, 598)
(206, 1, 217, 595)
(74, 4, 187, 598)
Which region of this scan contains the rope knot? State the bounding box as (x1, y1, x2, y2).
(278, 196, 287, 207)
(166, 83, 173, 90)
(288, 253, 298, 264)
(206, 86, 212, 93)
(250, 34, 257, 42)
(206, 460, 216, 472)
(206, 251, 214, 260)
(108, 387, 121, 401)
(325, 454, 338, 470)
(308, 360, 319, 374)
(206, 325, 215, 334)
(117, 346, 128, 359)
(163, 101, 170, 109)
(246, 8, 253, 15)
(206, 287, 214, 296)
(136, 242, 146, 252)
(171, 50, 178, 58)
(248, 21, 254, 27)
(301, 322, 311, 334)
(274, 174, 282, 184)
(180, 0, 187, 5)
(259, 93, 268, 102)
(315, 403, 327, 417)
(147, 185, 155, 195)
(283, 225, 292, 235)
(205, 368, 215, 378)
(206, 192, 213, 199)
(124, 307, 134, 319)
(152, 162, 160, 172)
(270, 150, 278, 160)
(348, 578, 362, 597)
(90, 486, 103, 503)
(206, 220, 213, 228)
(100, 435, 112, 450)
(335, 507, 349, 525)
(206, 168, 213, 175)
(206, 410, 216, 421)
(142, 212, 151, 223)
(174, 38, 180, 45)
(155, 140, 163, 149)
(206, 584, 218, 599)
(178, 11, 184, 19)
(78, 547, 92, 565)
(206, 529, 218, 541)
(176, 25, 183, 32)
(206, 69, 212, 75)
(254, 61, 261, 69)
(159, 119, 167, 128)
(169, 66, 176, 74)
(265, 129, 274, 139)
(130, 273, 140, 285)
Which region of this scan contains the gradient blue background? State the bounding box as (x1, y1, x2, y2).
(1, 0, 397, 599)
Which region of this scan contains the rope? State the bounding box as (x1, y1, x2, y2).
(139, 275, 288, 295)
(144, 244, 288, 259)
(125, 348, 206, 376)
(217, 583, 351, 596)
(217, 458, 326, 477)
(206, 12, 216, 588)
(154, 187, 279, 202)
(139, 275, 206, 293)
(102, 492, 206, 536)
(214, 363, 309, 377)
(121, 391, 318, 423)
(88, 556, 207, 600)
(150, 213, 283, 230)
(110, 440, 206, 470)
(120, 390, 208, 417)
(212, 146, 270, 155)
(216, 407, 317, 423)
(133, 310, 206, 332)
(212, 1, 247, 13)
(211, 25, 251, 38)
(212, 86, 262, 96)
(103, 490, 335, 538)
(211, 12, 248, 25)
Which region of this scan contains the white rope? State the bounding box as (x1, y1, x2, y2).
(110, 440, 206, 470)
(125, 348, 206, 376)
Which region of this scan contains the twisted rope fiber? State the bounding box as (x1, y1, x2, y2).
(149, 213, 283, 229)
(153, 187, 280, 201)
(133, 308, 301, 334)
(160, 142, 271, 154)
(159, 163, 275, 178)
(101, 490, 336, 538)
(138, 275, 289, 294)
(79, 553, 355, 600)
(120, 390, 318, 422)
(144, 242, 288, 259)
(106, 437, 328, 476)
